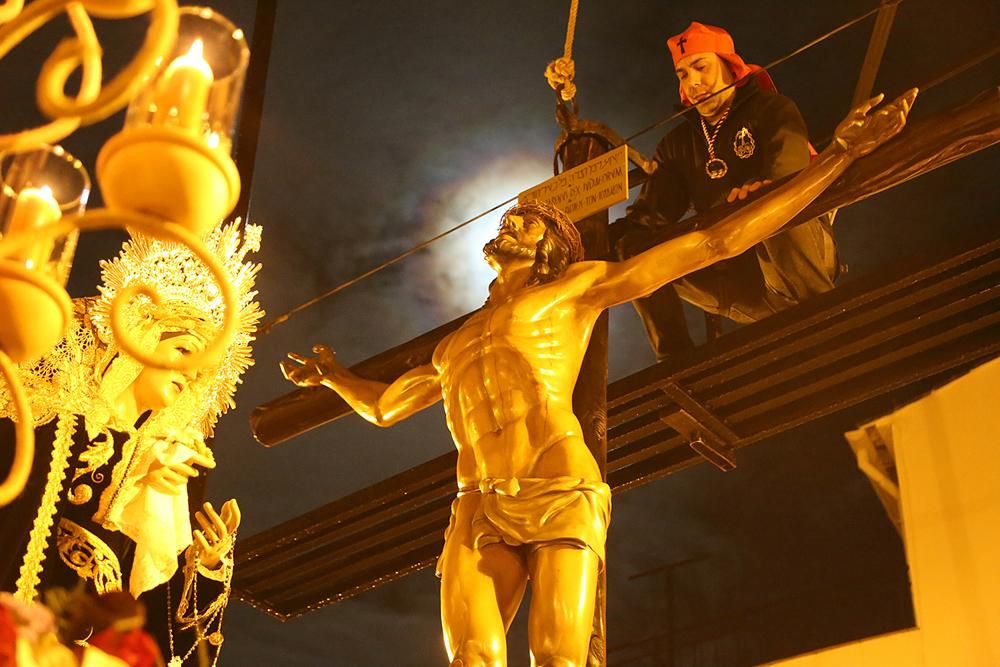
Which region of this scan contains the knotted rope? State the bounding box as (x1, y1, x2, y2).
(545, 0, 580, 101)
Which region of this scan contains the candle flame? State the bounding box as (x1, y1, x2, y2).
(188, 38, 206, 60)
(39, 185, 53, 198)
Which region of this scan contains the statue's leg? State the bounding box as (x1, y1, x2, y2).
(526, 544, 599, 667)
(440, 502, 528, 666)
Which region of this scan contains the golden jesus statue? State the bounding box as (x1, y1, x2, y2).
(282, 90, 916, 667)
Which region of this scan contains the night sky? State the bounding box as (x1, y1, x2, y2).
(2, 1, 998, 665)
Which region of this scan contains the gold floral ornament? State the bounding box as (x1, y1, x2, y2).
(56, 517, 124, 595)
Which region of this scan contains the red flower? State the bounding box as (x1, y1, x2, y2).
(0, 606, 16, 667)
(89, 627, 163, 667)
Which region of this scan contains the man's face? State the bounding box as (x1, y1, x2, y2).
(130, 332, 206, 412)
(483, 212, 546, 270)
(676, 52, 735, 119)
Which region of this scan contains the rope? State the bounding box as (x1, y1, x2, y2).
(262, 0, 948, 334)
(564, 0, 579, 58)
(545, 0, 580, 101)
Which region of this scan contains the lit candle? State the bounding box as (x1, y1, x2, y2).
(6, 186, 61, 270)
(154, 39, 215, 132)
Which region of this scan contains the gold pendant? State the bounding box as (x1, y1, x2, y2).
(705, 158, 728, 179)
(734, 126, 755, 159)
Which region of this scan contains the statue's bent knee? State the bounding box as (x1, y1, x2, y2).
(533, 657, 583, 667)
(451, 639, 504, 667)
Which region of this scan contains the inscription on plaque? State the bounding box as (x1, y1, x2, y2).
(519, 145, 629, 223)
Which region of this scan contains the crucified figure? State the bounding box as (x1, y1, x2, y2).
(282, 90, 916, 667)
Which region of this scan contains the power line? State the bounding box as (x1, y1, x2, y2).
(260, 195, 516, 334)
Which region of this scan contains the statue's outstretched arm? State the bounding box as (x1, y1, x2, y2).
(281, 344, 442, 427)
(585, 89, 917, 310)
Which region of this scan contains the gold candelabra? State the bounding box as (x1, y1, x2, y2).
(0, 1, 251, 505)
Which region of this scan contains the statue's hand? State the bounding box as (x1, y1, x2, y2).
(143, 450, 215, 496)
(280, 344, 342, 388)
(833, 88, 918, 159)
(191, 499, 240, 571)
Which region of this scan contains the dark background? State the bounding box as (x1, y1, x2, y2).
(2, 1, 997, 664)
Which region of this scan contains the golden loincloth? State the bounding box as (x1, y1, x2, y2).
(437, 477, 612, 577)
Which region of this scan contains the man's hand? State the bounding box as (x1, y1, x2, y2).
(726, 179, 773, 203)
(143, 451, 215, 496)
(833, 88, 918, 159)
(280, 344, 343, 388)
(191, 499, 240, 570)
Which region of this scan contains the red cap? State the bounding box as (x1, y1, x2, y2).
(667, 22, 777, 106)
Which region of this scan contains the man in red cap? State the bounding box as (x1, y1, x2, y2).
(615, 21, 840, 360)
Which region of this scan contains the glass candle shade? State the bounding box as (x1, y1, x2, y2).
(0, 145, 90, 285)
(0, 145, 87, 362)
(126, 6, 249, 154)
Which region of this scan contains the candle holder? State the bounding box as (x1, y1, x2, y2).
(97, 6, 247, 237)
(0, 144, 88, 507)
(0, 145, 89, 363)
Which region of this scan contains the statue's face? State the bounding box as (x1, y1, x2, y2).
(130, 332, 205, 412)
(483, 213, 546, 270)
(676, 52, 735, 118)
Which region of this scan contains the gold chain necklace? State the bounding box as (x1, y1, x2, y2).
(166, 541, 235, 666)
(700, 108, 731, 179)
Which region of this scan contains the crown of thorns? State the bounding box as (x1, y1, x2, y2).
(501, 201, 584, 263)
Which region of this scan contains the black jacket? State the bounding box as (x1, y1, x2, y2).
(622, 79, 812, 231)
